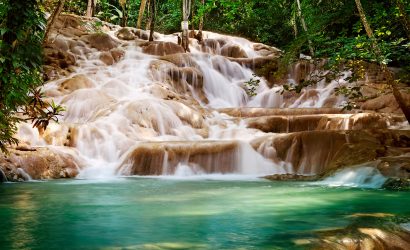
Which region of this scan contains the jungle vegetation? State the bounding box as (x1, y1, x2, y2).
(0, 0, 409, 151)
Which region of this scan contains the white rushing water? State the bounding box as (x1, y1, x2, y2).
(16, 25, 353, 179)
(317, 165, 387, 188)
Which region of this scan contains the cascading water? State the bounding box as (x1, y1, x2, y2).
(14, 18, 399, 181)
(317, 165, 387, 188)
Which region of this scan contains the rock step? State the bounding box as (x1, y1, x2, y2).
(116, 129, 410, 178)
(218, 108, 353, 117)
(117, 141, 240, 176)
(245, 113, 406, 133)
(252, 129, 410, 176)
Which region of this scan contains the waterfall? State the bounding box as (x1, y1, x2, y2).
(13, 17, 406, 180)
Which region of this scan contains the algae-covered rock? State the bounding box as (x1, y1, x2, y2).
(382, 178, 410, 190)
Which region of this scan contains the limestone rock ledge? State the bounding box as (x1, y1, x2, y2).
(0, 147, 80, 182)
(254, 129, 410, 176)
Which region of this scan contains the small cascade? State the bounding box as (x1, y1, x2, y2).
(10, 15, 407, 181)
(318, 165, 387, 188)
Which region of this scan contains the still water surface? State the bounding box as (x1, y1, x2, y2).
(0, 177, 409, 249)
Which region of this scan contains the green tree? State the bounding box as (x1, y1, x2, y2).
(0, 0, 45, 151)
(0, 0, 64, 152)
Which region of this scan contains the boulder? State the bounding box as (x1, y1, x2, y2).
(134, 29, 160, 40)
(116, 27, 135, 40)
(361, 91, 410, 114)
(58, 75, 95, 94)
(110, 48, 125, 62)
(44, 47, 76, 69)
(81, 33, 119, 51)
(99, 51, 115, 65)
(0, 147, 80, 181)
(54, 14, 85, 31)
(141, 41, 185, 56)
(253, 43, 282, 57)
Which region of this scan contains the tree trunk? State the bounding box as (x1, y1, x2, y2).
(395, 0, 410, 39)
(137, 0, 148, 29)
(182, 0, 192, 52)
(295, 0, 314, 56)
(191, 0, 195, 36)
(119, 0, 128, 27)
(86, 0, 94, 17)
(146, 0, 151, 30)
(355, 0, 410, 122)
(148, 0, 155, 41)
(197, 0, 205, 41)
(43, 0, 66, 44)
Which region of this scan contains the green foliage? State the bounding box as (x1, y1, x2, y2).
(0, 0, 64, 152)
(0, 0, 45, 151)
(96, 0, 124, 24)
(244, 75, 260, 97)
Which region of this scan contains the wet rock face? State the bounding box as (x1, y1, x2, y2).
(0, 148, 80, 182)
(200, 39, 226, 54)
(219, 108, 348, 117)
(252, 130, 410, 175)
(150, 59, 208, 104)
(377, 155, 410, 180)
(117, 141, 239, 175)
(253, 43, 282, 57)
(221, 44, 248, 58)
(141, 41, 185, 56)
(246, 113, 395, 133)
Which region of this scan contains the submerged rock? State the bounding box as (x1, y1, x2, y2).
(298, 207, 410, 249)
(263, 174, 318, 181)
